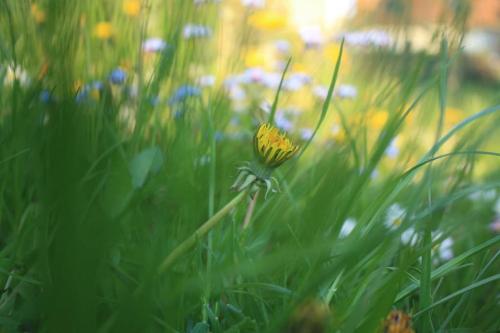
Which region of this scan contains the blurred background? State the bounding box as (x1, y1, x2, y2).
(0, 1, 499, 332)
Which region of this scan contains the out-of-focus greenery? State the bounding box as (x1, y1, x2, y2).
(0, 1, 499, 332)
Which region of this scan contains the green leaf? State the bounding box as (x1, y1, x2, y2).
(190, 322, 210, 333)
(129, 146, 164, 189)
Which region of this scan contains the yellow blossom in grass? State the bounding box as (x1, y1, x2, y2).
(292, 63, 307, 72)
(254, 123, 299, 168)
(383, 310, 415, 333)
(445, 107, 463, 126)
(31, 4, 46, 23)
(368, 109, 389, 129)
(122, 0, 141, 17)
(94, 22, 113, 39)
(249, 11, 286, 31)
(245, 48, 267, 67)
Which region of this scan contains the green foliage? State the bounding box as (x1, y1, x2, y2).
(0, 1, 499, 333)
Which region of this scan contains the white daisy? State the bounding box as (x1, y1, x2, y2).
(183, 24, 212, 39)
(299, 26, 324, 48)
(142, 37, 167, 53)
(335, 84, 357, 99)
(384, 203, 406, 230)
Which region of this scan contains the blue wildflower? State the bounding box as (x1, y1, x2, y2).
(76, 81, 104, 103)
(39, 90, 52, 103)
(109, 68, 127, 85)
(168, 85, 201, 105)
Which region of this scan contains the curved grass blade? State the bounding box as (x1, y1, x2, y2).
(268, 57, 292, 125)
(296, 38, 344, 160)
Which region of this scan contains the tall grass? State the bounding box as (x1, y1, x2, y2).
(0, 1, 499, 332)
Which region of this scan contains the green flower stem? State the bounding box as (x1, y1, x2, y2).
(242, 189, 260, 229)
(158, 190, 248, 273)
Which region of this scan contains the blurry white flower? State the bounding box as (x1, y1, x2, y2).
(489, 218, 500, 233)
(3, 64, 30, 87)
(335, 84, 357, 99)
(274, 39, 291, 54)
(197, 75, 216, 87)
(284, 73, 311, 91)
(385, 203, 406, 230)
(275, 112, 294, 131)
(262, 72, 281, 89)
(241, 0, 265, 9)
(195, 154, 211, 167)
(300, 128, 313, 140)
(227, 84, 246, 101)
(401, 227, 417, 246)
(438, 237, 454, 261)
(142, 37, 167, 53)
(385, 139, 400, 159)
(299, 26, 324, 48)
(240, 67, 266, 84)
(370, 168, 379, 180)
(259, 101, 271, 113)
(468, 189, 497, 202)
(183, 24, 212, 39)
(339, 29, 392, 48)
(340, 218, 356, 238)
(312, 85, 328, 100)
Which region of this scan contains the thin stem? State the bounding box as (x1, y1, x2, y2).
(242, 189, 260, 229)
(158, 190, 247, 273)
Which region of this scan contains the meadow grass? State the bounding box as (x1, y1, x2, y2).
(0, 1, 499, 332)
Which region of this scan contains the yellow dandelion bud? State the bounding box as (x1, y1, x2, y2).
(31, 4, 46, 24)
(254, 123, 299, 168)
(94, 22, 113, 40)
(122, 0, 141, 17)
(249, 11, 286, 31)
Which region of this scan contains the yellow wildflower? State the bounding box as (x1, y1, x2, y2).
(369, 109, 389, 129)
(31, 4, 46, 24)
(94, 22, 113, 39)
(122, 0, 141, 17)
(249, 11, 286, 31)
(245, 48, 267, 68)
(383, 310, 415, 333)
(254, 123, 299, 168)
(445, 107, 463, 126)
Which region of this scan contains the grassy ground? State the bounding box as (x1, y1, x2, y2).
(0, 1, 499, 332)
